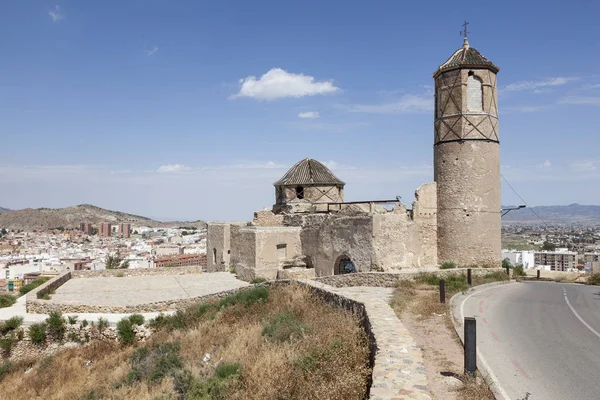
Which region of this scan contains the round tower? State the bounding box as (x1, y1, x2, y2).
(433, 37, 501, 266)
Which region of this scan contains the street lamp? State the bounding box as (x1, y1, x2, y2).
(501, 205, 526, 217)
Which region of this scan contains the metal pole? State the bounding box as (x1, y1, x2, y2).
(537, 270, 540, 279)
(467, 268, 472, 285)
(464, 317, 477, 376)
(439, 279, 446, 303)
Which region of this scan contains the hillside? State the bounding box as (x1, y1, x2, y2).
(0, 204, 206, 231)
(502, 204, 600, 225)
(0, 207, 11, 214)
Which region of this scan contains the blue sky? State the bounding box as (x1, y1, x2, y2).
(1, 1, 599, 221)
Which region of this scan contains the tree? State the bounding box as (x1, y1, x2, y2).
(542, 241, 556, 251)
(502, 258, 512, 269)
(105, 253, 129, 269)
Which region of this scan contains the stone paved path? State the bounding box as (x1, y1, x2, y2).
(302, 281, 431, 400)
(52, 272, 249, 307)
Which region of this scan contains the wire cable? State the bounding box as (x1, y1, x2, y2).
(501, 173, 549, 228)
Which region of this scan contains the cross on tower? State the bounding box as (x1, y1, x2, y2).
(460, 20, 470, 38)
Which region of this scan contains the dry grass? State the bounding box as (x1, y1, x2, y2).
(453, 375, 495, 400)
(0, 284, 370, 400)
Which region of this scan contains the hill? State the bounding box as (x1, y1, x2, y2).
(0, 207, 11, 214)
(502, 203, 600, 225)
(0, 204, 206, 231)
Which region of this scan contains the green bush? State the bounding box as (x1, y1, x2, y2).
(262, 311, 309, 342)
(214, 362, 240, 380)
(67, 315, 78, 325)
(46, 311, 66, 340)
(250, 277, 267, 284)
(0, 316, 23, 335)
(0, 361, 12, 382)
(0, 294, 16, 308)
(588, 273, 600, 286)
(117, 318, 136, 344)
(129, 314, 145, 326)
(81, 319, 88, 328)
(217, 286, 269, 309)
(19, 277, 50, 295)
(512, 264, 526, 277)
(28, 323, 47, 345)
(0, 337, 14, 353)
(124, 342, 183, 386)
(97, 317, 109, 332)
(416, 273, 468, 294)
(439, 261, 457, 270)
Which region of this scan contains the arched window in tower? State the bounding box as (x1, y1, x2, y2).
(295, 186, 304, 199)
(466, 73, 483, 112)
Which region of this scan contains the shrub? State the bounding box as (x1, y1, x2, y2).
(251, 277, 267, 284)
(0, 361, 12, 383)
(0, 337, 14, 354)
(214, 362, 240, 380)
(97, 317, 109, 332)
(0, 294, 16, 308)
(217, 286, 269, 309)
(588, 273, 600, 286)
(262, 311, 309, 342)
(129, 314, 145, 326)
(439, 261, 457, 270)
(512, 264, 526, 277)
(19, 277, 50, 295)
(117, 318, 136, 344)
(46, 311, 66, 340)
(0, 316, 23, 335)
(81, 319, 88, 328)
(124, 342, 183, 386)
(67, 315, 78, 325)
(28, 323, 47, 345)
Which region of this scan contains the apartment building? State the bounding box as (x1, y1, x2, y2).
(118, 223, 131, 239)
(79, 222, 93, 235)
(534, 249, 577, 271)
(99, 223, 112, 238)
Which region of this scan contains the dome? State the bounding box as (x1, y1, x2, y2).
(274, 158, 345, 186)
(433, 38, 499, 78)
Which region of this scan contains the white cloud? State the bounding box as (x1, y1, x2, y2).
(346, 93, 432, 114)
(503, 77, 579, 92)
(48, 5, 64, 22)
(230, 68, 339, 100)
(157, 164, 191, 173)
(558, 96, 600, 106)
(570, 160, 597, 172)
(146, 46, 159, 57)
(322, 160, 356, 170)
(537, 160, 552, 168)
(298, 111, 319, 119)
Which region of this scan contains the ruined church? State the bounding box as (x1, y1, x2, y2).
(207, 37, 501, 281)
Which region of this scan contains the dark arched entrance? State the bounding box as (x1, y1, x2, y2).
(334, 255, 355, 275)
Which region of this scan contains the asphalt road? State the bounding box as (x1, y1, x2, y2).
(454, 281, 600, 400)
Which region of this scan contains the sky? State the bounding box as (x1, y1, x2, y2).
(1, 1, 599, 221)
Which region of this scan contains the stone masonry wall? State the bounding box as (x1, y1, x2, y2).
(71, 266, 203, 278)
(314, 268, 505, 288)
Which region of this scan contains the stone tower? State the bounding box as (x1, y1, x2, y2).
(273, 158, 345, 213)
(433, 37, 501, 266)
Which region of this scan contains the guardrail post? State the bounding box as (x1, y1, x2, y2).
(464, 317, 477, 376)
(467, 268, 472, 285)
(439, 279, 446, 303)
(537, 270, 540, 279)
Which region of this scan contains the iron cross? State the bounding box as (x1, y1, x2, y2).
(460, 20, 470, 38)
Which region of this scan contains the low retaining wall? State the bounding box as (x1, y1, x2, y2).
(314, 268, 506, 288)
(71, 266, 203, 278)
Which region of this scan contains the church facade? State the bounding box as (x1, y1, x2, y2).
(207, 38, 501, 281)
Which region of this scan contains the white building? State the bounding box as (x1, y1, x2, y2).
(501, 250, 535, 269)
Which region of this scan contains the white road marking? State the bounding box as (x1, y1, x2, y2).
(563, 287, 600, 339)
(460, 285, 512, 400)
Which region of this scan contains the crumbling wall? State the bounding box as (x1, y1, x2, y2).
(412, 182, 438, 267)
(252, 209, 284, 227)
(206, 223, 230, 272)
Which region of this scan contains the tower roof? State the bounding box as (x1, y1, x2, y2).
(433, 38, 499, 78)
(274, 158, 345, 186)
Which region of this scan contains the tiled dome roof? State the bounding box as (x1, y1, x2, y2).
(434, 38, 499, 77)
(274, 158, 345, 186)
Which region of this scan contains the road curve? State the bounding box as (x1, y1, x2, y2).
(453, 281, 600, 400)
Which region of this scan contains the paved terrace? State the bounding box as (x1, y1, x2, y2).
(51, 272, 248, 307)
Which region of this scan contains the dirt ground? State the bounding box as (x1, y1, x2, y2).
(394, 287, 494, 400)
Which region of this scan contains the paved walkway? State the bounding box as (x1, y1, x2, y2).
(52, 272, 248, 307)
(0, 272, 249, 326)
(302, 281, 431, 400)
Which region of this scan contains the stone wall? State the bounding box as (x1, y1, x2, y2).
(71, 266, 203, 278)
(313, 268, 505, 288)
(206, 222, 232, 272)
(34, 270, 72, 299)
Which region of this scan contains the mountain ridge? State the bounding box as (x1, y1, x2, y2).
(501, 203, 600, 225)
(0, 204, 206, 231)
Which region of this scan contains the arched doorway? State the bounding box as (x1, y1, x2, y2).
(334, 255, 355, 275)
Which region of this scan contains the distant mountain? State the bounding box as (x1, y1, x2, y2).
(0, 204, 206, 231)
(0, 207, 11, 214)
(502, 203, 600, 225)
